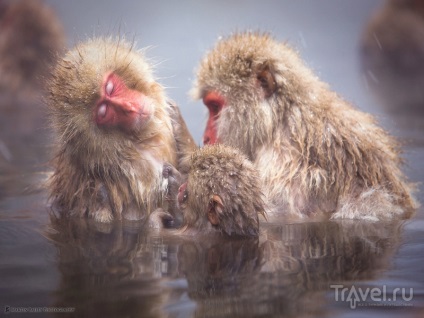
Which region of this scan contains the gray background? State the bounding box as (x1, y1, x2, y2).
(44, 0, 383, 144)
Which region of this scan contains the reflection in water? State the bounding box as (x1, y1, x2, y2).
(46, 216, 176, 317)
(179, 221, 401, 317)
(47, 217, 402, 317)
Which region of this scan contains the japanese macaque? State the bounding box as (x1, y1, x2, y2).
(360, 0, 424, 116)
(0, 0, 65, 93)
(164, 144, 266, 237)
(192, 32, 418, 221)
(47, 37, 180, 223)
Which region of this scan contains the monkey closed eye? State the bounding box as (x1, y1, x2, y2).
(203, 91, 225, 115)
(105, 80, 114, 96)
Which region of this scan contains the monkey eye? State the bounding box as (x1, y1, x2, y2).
(106, 80, 114, 96)
(203, 91, 225, 115)
(207, 102, 221, 114)
(98, 103, 107, 118)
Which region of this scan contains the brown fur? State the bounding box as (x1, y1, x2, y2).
(178, 144, 265, 236)
(167, 102, 198, 174)
(47, 37, 177, 222)
(360, 0, 424, 115)
(0, 0, 65, 93)
(192, 32, 418, 221)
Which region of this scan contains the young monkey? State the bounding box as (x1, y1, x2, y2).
(47, 37, 179, 223)
(192, 32, 418, 221)
(164, 144, 266, 237)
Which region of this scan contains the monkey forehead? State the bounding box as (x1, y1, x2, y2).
(191, 144, 249, 166)
(47, 36, 164, 132)
(193, 32, 306, 100)
(195, 33, 277, 89)
(59, 38, 155, 93)
(189, 145, 257, 186)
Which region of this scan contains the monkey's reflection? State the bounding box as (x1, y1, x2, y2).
(177, 238, 262, 299)
(47, 216, 177, 317)
(179, 221, 401, 317)
(48, 216, 402, 317)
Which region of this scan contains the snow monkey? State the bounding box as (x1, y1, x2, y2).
(47, 37, 186, 223)
(164, 144, 266, 237)
(192, 32, 417, 221)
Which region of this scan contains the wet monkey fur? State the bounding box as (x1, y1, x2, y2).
(192, 32, 417, 221)
(47, 38, 183, 223)
(164, 144, 265, 237)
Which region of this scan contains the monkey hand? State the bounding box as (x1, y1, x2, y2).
(162, 162, 183, 201)
(148, 208, 175, 229)
(166, 100, 198, 174)
(166, 101, 184, 142)
(166, 100, 182, 125)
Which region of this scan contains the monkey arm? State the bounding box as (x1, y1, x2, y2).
(162, 162, 185, 227)
(145, 162, 188, 230)
(167, 101, 198, 174)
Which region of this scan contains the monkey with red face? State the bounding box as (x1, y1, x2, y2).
(192, 32, 417, 221)
(47, 38, 182, 223)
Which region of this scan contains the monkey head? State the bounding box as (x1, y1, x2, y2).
(191, 32, 318, 160)
(48, 37, 168, 165)
(177, 144, 265, 237)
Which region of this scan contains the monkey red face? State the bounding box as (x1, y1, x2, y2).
(94, 73, 152, 132)
(202, 91, 226, 145)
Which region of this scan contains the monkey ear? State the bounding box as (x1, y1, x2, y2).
(208, 195, 224, 226)
(256, 63, 276, 98)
